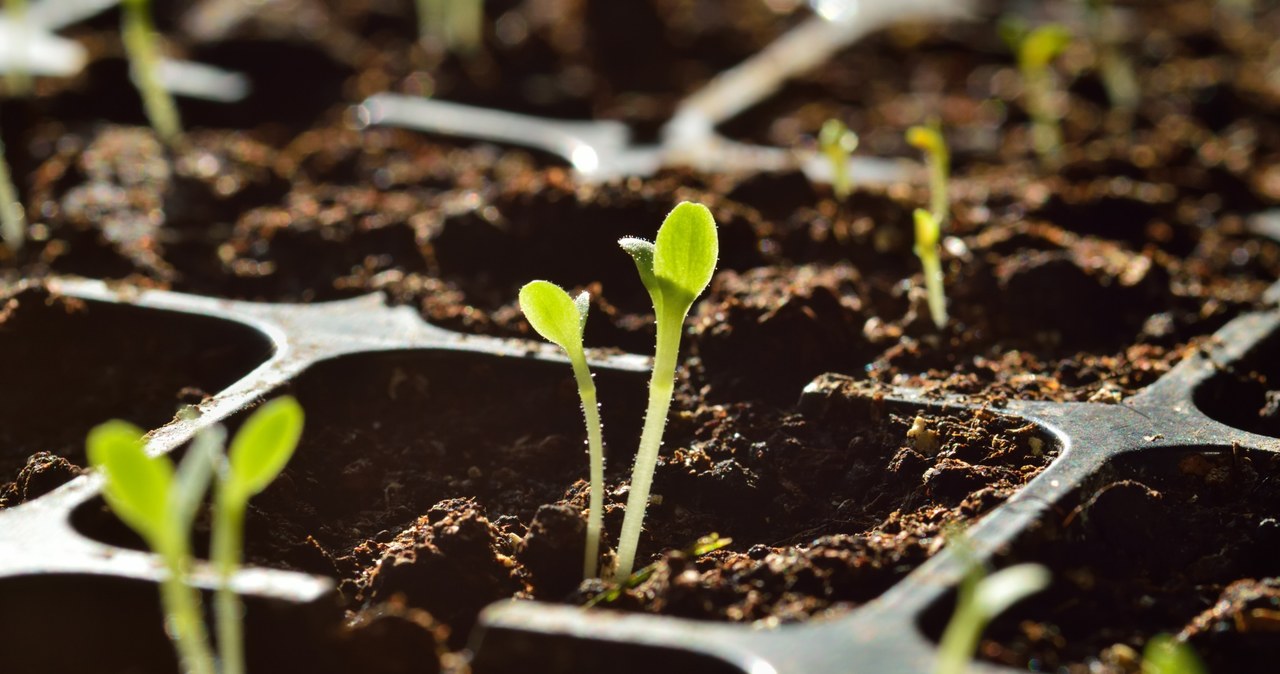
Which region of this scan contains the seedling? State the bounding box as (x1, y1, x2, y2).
(120, 0, 182, 145)
(585, 533, 730, 607)
(905, 121, 950, 226)
(935, 535, 1050, 674)
(417, 0, 484, 55)
(819, 119, 858, 200)
(87, 421, 220, 674)
(1001, 21, 1071, 166)
(614, 201, 718, 581)
(913, 208, 948, 329)
(4, 0, 32, 96)
(0, 131, 23, 251)
(212, 397, 304, 674)
(1143, 634, 1207, 674)
(1083, 0, 1139, 114)
(518, 280, 606, 579)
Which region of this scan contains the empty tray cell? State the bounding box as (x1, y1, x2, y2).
(1194, 324, 1280, 437)
(74, 359, 1057, 661)
(928, 447, 1280, 673)
(0, 289, 274, 507)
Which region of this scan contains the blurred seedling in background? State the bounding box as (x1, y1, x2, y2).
(0, 128, 23, 251)
(89, 397, 303, 674)
(614, 201, 718, 581)
(4, 0, 32, 96)
(1142, 634, 1207, 674)
(213, 397, 304, 674)
(819, 118, 858, 201)
(913, 208, 947, 329)
(121, 0, 182, 145)
(518, 281, 606, 579)
(905, 121, 950, 227)
(934, 532, 1050, 674)
(1082, 0, 1139, 116)
(1000, 20, 1072, 167)
(417, 0, 484, 55)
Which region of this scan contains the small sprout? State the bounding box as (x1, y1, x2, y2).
(417, 0, 484, 55)
(913, 208, 948, 329)
(120, 0, 182, 145)
(614, 201, 718, 581)
(1142, 634, 1207, 674)
(818, 119, 859, 201)
(4, 0, 32, 96)
(88, 421, 219, 674)
(905, 121, 951, 226)
(518, 280, 606, 579)
(935, 534, 1050, 674)
(1001, 21, 1071, 166)
(585, 533, 730, 607)
(213, 397, 304, 674)
(1083, 0, 1139, 115)
(0, 131, 24, 251)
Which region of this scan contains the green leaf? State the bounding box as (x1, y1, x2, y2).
(171, 425, 224, 532)
(906, 124, 945, 158)
(518, 280, 586, 353)
(619, 236, 662, 313)
(227, 396, 304, 499)
(1021, 24, 1071, 72)
(87, 421, 173, 544)
(1143, 635, 1207, 674)
(573, 291, 590, 334)
(819, 119, 858, 154)
(973, 563, 1050, 619)
(914, 208, 941, 253)
(653, 201, 718, 311)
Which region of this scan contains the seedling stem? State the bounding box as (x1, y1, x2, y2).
(4, 0, 32, 96)
(121, 0, 182, 145)
(913, 209, 947, 329)
(906, 122, 950, 226)
(0, 131, 24, 251)
(819, 119, 858, 200)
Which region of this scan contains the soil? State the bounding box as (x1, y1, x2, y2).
(3, 0, 1280, 672)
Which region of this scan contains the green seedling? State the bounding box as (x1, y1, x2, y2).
(818, 119, 858, 201)
(4, 0, 32, 96)
(905, 121, 950, 226)
(0, 131, 23, 251)
(1082, 0, 1139, 114)
(1001, 21, 1071, 166)
(212, 397, 304, 674)
(614, 201, 718, 581)
(586, 533, 730, 607)
(518, 281, 606, 579)
(88, 421, 221, 674)
(417, 0, 483, 54)
(913, 208, 947, 329)
(935, 538, 1050, 674)
(121, 0, 181, 145)
(1143, 634, 1207, 674)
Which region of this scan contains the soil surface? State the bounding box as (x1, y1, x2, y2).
(2, 0, 1279, 672)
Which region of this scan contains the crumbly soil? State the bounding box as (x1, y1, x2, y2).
(2, 0, 1279, 671)
(965, 449, 1280, 673)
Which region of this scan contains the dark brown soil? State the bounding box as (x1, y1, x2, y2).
(960, 449, 1280, 674)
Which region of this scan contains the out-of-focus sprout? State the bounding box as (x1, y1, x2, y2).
(417, 0, 484, 55)
(819, 118, 859, 200)
(4, 0, 32, 96)
(121, 0, 182, 145)
(913, 208, 947, 329)
(0, 129, 24, 251)
(1082, 0, 1139, 114)
(1001, 21, 1072, 166)
(906, 121, 950, 226)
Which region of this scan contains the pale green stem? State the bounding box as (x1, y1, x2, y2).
(0, 133, 25, 251)
(927, 153, 949, 227)
(5, 0, 32, 96)
(826, 147, 850, 201)
(158, 539, 217, 674)
(921, 252, 947, 328)
(1026, 69, 1061, 167)
(568, 353, 604, 579)
(122, 0, 182, 145)
(213, 492, 247, 674)
(449, 0, 483, 53)
(614, 310, 682, 581)
(934, 573, 981, 674)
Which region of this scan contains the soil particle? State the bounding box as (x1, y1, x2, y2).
(517, 504, 588, 599)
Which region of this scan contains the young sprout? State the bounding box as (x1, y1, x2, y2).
(913, 208, 947, 329)
(935, 539, 1050, 674)
(212, 397, 304, 674)
(417, 0, 484, 55)
(87, 421, 221, 674)
(1001, 21, 1071, 166)
(1142, 634, 1207, 674)
(120, 0, 182, 145)
(614, 201, 718, 581)
(517, 281, 606, 579)
(1082, 0, 1139, 115)
(905, 121, 951, 226)
(0, 131, 24, 251)
(819, 119, 858, 201)
(4, 0, 32, 96)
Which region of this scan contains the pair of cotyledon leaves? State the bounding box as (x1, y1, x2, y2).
(87, 397, 304, 552)
(519, 201, 719, 352)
